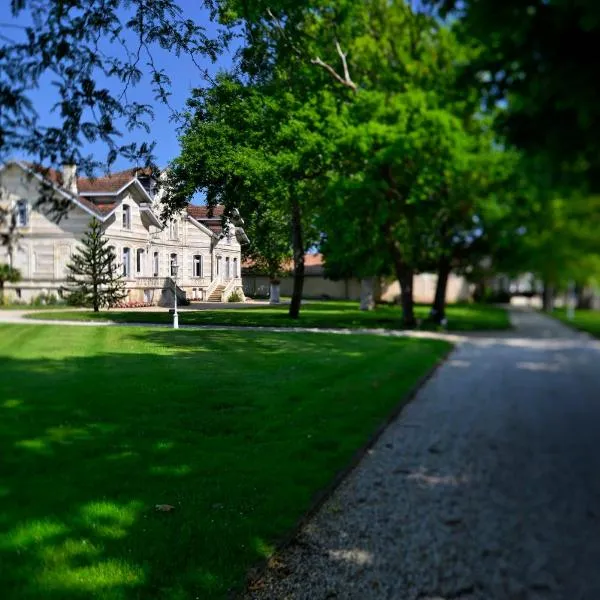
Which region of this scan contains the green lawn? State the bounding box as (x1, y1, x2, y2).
(27, 300, 510, 332)
(552, 308, 600, 338)
(0, 324, 450, 599)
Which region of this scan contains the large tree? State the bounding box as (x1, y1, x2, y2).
(204, 0, 484, 326)
(426, 0, 600, 191)
(168, 76, 332, 318)
(63, 218, 126, 311)
(0, 0, 222, 228)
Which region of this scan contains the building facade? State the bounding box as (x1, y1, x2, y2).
(0, 160, 248, 304)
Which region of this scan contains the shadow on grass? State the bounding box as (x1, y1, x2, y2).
(0, 326, 449, 599)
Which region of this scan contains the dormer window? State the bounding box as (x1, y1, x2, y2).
(122, 204, 131, 229)
(16, 200, 28, 227)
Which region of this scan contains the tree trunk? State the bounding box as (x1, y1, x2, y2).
(269, 280, 281, 304)
(397, 265, 416, 328)
(384, 225, 416, 328)
(93, 283, 99, 312)
(289, 197, 304, 319)
(429, 257, 451, 324)
(360, 277, 375, 311)
(542, 281, 555, 312)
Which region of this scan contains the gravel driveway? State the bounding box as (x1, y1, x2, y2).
(245, 309, 600, 600)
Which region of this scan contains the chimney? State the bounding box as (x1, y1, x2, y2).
(62, 163, 78, 195)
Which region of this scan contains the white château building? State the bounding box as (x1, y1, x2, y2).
(0, 159, 248, 305)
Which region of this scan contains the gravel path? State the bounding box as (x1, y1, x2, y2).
(245, 309, 600, 600)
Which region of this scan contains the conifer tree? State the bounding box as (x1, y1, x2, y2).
(63, 219, 126, 311)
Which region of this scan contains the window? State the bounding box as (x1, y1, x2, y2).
(122, 247, 130, 277)
(169, 219, 178, 240)
(16, 200, 28, 227)
(170, 253, 178, 277)
(136, 249, 144, 275)
(233, 257, 238, 278)
(193, 255, 202, 278)
(122, 204, 131, 229)
(153, 251, 159, 277)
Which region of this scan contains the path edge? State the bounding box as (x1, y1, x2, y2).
(239, 343, 455, 598)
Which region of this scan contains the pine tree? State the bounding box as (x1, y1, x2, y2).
(63, 219, 127, 312)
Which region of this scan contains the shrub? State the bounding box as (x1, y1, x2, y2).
(65, 289, 90, 307)
(227, 289, 244, 303)
(30, 292, 63, 306)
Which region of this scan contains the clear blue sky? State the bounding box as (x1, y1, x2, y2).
(0, 1, 237, 171)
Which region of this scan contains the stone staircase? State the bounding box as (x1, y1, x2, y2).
(207, 284, 226, 302)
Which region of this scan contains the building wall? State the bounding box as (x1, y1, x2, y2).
(243, 272, 473, 304)
(1, 163, 244, 304)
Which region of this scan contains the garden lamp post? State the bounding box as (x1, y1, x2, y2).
(171, 258, 179, 329)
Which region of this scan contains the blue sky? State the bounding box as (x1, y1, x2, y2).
(0, 1, 237, 170)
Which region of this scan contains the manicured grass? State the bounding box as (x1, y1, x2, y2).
(0, 324, 450, 599)
(27, 300, 510, 332)
(552, 308, 600, 338)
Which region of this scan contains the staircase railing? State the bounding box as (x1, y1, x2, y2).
(220, 277, 238, 302)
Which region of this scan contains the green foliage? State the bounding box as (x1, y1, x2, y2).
(29, 292, 61, 306)
(426, 0, 600, 190)
(227, 289, 244, 302)
(0, 263, 21, 302)
(0, 0, 221, 181)
(62, 218, 127, 312)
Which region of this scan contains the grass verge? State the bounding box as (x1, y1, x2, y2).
(26, 301, 510, 332)
(551, 308, 600, 338)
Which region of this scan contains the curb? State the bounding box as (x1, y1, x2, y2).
(239, 343, 455, 598)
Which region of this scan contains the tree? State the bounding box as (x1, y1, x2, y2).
(167, 75, 330, 318)
(0, 0, 222, 228)
(63, 218, 126, 311)
(207, 0, 481, 326)
(426, 0, 600, 191)
(0, 264, 21, 303)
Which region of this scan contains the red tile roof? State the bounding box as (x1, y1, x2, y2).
(243, 254, 324, 272)
(187, 205, 225, 234)
(187, 205, 225, 219)
(77, 167, 153, 193)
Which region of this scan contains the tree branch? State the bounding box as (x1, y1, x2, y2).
(310, 39, 357, 92)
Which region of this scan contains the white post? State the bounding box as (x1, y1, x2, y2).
(269, 281, 281, 304)
(360, 277, 375, 311)
(172, 260, 179, 329)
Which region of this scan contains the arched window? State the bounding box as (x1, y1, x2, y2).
(153, 251, 159, 277)
(122, 204, 131, 229)
(136, 248, 144, 275)
(122, 247, 131, 277)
